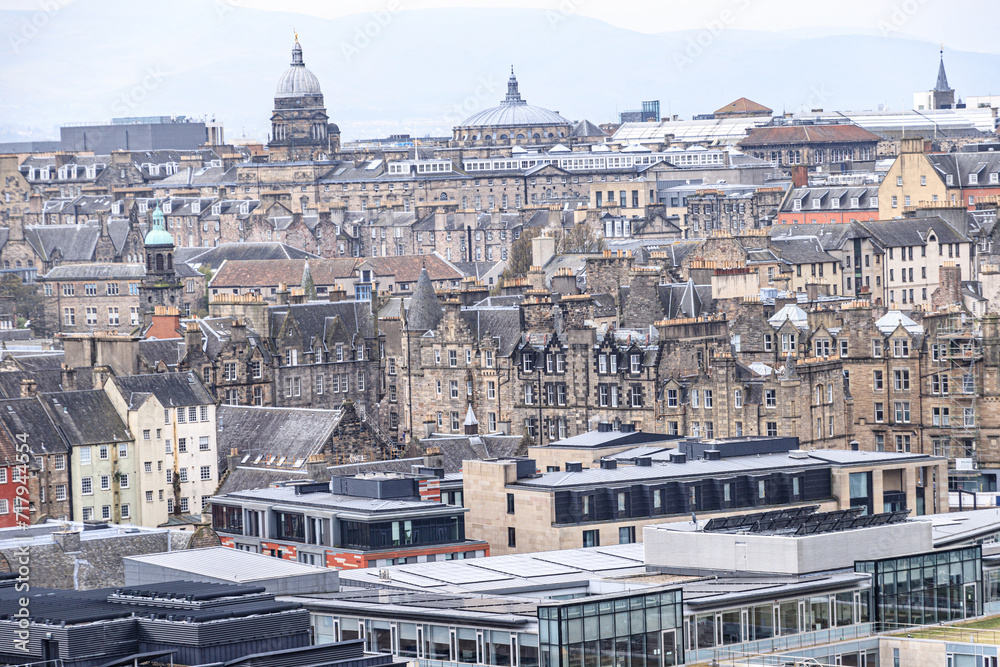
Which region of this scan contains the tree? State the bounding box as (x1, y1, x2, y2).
(558, 221, 605, 255)
(0, 274, 43, 332)
(499, 228, 541, 287)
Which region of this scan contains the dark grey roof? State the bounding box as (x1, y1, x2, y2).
(416, 434, 524, 473)
(41, 264, 145, 280)
(139, 338, 183, 369)
(571, 119, 609, 137)
(406, 268, 444, 332)
(40, 390, 131, 446)
(216, 405, 342, 474)
(770, 222, 867, 250)
(270, 300, 376, 350)
(215, 466, 310, 496)
(8, 352, 64, 372)
(111, 372, 214, 409)
(0, 397, 68, 454)
(858, 217, 971, 248)
(183, 243, 319, 270)
(658, 281, 711, 319)
(459, 307, 521, 355)
(24, 224, 100, 262)
(770, 237, 838, 264)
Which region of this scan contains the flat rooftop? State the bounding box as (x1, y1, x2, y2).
(213, 485, 464, 517)
(126, 547, 332, 583)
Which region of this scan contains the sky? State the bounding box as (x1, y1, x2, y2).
(2, 0, 997, 51)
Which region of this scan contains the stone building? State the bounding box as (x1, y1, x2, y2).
(451, 69, 574, 148)
(268, 38, 340, 161)
(38, 264, 145, 336)
(738, 123, 881, 169)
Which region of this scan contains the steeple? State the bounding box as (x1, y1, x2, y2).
(406, 268, 444, 332)
(504, 66, 525, 105)
(935, 46, 951, 92)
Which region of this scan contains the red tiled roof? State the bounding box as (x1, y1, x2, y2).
(738, 124, 882, 147)
(715, 97, 772, 115)
(209, 259, 307, 288)
(365, 254, 462, 283)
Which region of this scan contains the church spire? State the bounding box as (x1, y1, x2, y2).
(935, 45, 951, 92)
(291, 30, 304, 66)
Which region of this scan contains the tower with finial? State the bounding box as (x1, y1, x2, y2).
(269, 32, 340, 161)
(932, 44, 955, 109)
(140, 199, 183, 327)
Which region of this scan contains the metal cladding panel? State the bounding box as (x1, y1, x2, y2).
(64, 620, 139, 660)
(140, 635, 311, 667)
(227, 639, 365, 667)
(137, 609, 311, 645)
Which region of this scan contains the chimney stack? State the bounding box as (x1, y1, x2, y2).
(19, 378, 36, 399)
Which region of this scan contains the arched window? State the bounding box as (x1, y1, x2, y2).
(155, 253, 164, 272)
(517, 134, 524, 140)
(533, 133, 540, 139)
(499, 134, 508, 140)
(2, 261, 8, 269)
(26, 260, 32, 268)
(146, 253, 152, 270)
(547, 133, 554, 138)
(166, 253, 173, 270)
(14, 261, 20, 268)
(439, 192, 448, 201)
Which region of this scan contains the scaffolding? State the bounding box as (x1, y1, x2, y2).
(927, 311, 981, 490)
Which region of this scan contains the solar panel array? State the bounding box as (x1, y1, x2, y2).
(703, 506, 910, 536)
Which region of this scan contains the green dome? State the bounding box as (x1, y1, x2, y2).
(144, 202, 174, 246)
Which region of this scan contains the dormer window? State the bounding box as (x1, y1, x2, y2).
(239, 202, 249, 214)
(112, 201, 122, 215)
(57, 166, 68, 180)
(191, 201, 200, 214)
(212, 203, 222, 215)
(86, 165, 96, 179)
(831, 198, 840, 209)
(162, 201, 172, 214)
(946, 174, 954, 186)
(811, 198, 821, 208)
(850, 197, 859, 208)
(139, 201, 148, 213)
(870, 197, 878, 207)
(970, 173, 979, 185)
(991, 173, 999, 184)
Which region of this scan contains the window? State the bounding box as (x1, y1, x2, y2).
(666, 389, 678, 407)
(872, 339, 882, 357)
(895, 435, 911, 453)
(764, 334, 773, 351)
(582, 530, 600, 548)
(80, 447, 91, 465)
(201, 465, 212, 480)
(451, 380, 459, 399)
(704, 390, 713, 408)
(199, 436, 209, 451)
(448, 350, 457, 367)
(873, 370, 883, 390)
(55, 454, 65, 470)
(893, 339, 909, 357)
(734, 388, 743, 409)
(451, 411, 460, 431)
(56, 485, 66, 501)
(121, 504, 130, 519)
(874, 402, 884, 422)
(81, 477, 93, 495)
(99, 445, 109, 460)
(619, 526, 636, 544)
(840, 340, 848, 357)
(178, 438, 187, 453)
(508, 527, 516, 547)
(506, 493, 515, 514)
(119, 473, 129, 489)
(765, 389, 776, 408)
(766, 421, 778, 437)
(630, 353, 641, 374)
(894, 369, 910, 391)
(894, 401, 911, 423)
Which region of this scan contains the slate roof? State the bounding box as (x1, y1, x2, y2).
(215, 466, 310, 496)
(858, 217, 971, 248)
(926, 153, 1000, 188)
(139, 338, 184, 369)
(0, 369, 75, 397)
(216, 405, 342, 474)
(0, 397, 68, 454)
(269, 300, 377, 350)
(7, 352, 64, 372)
(184, 243, 318, 270)
(771, 223, 867, 250)
(658, 281, 712, 319)
(41, 264, 145, 280)
(415, 434, 524, 473)
(770, 237, 839, 264)
(24, 224, 100, 262)
(111, 372, 213, 409)
(406, 268, 444, 332)
(571, 119, 608, 137)
(738, 124, 881, 147)
(40, 390, 131, 446)
(459, 307, 521, 355)
(781, 186, 880, 212)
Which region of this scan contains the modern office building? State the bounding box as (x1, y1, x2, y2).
(60, 116, 217, 153)
(210, 473, 489, 568)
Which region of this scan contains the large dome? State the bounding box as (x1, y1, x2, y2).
(275, 41, 322, 98)
(458, 70, 569, 128)
(144, 202, 173, 246)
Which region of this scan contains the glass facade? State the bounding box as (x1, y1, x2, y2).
(856, 545, 982, 629)
(538, 588, 684, 667)
(687, 590, 869, 651)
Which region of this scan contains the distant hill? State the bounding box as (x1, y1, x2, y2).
(1, 0, 998, 143)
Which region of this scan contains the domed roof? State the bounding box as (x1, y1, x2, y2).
(144, 202, 173, 246)
(458, 69, 569, 128)
(275, 40, 322, 98)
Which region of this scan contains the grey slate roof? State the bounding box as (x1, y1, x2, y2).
(658, 281, 711, 319)
(0, 397, 68, 454)
(858, 217, 971, 248)
(41, 264, 145, 280)
(415, 434, 524, 473)
(40, 390, 131, 446)
(406, 268, 444, 332)
(270, 300, 376, 351)
(460, 307, 521, 355)
(139, 338, 184, 369)
(111, 372, 213, 409)
(216, 405, 342, 474)
(770, 237, 839, 264)
(183, 243, 319, 271)
(24, 224, 100, 262)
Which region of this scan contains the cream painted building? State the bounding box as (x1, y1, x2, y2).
(105, 372, 218, 526)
